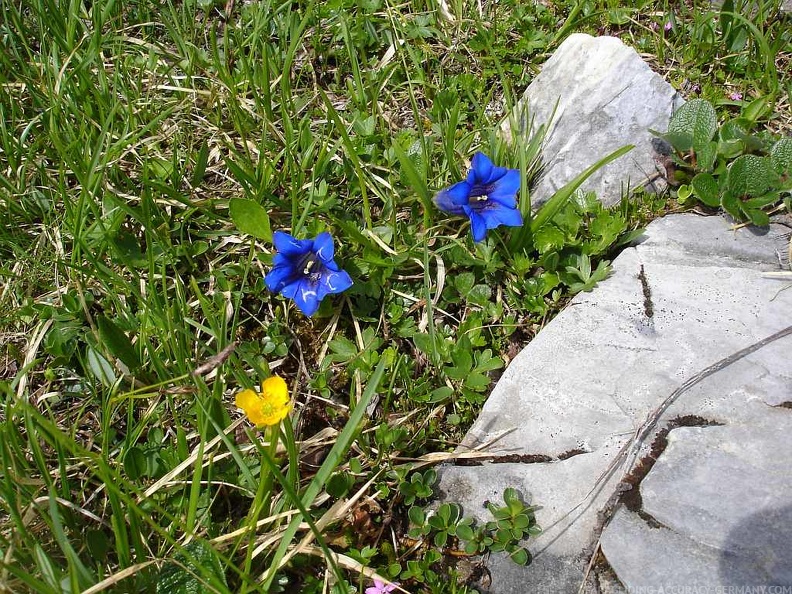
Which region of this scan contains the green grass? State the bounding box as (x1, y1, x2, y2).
(0, 0, 789, 592)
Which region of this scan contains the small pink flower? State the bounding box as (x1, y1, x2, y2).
(365, 579, 398, 594)
(691, 83, 701, 94)
(664, 21, 673, 31)
(729, 92, 743, 101)
(649, 22, 659, 31)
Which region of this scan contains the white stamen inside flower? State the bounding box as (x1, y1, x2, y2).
(303, 258, 316, 275)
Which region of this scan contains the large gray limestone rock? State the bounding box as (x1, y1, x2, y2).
(504, 33, 683, 207)
(601, 418, 792, 590)
(438, 214, 792, 592)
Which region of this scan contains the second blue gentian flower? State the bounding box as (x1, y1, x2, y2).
(265, 231, 353, 317)
(434, 152, 523, 243)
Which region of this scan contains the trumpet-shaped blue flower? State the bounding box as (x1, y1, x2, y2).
(434, 152, 523, 242)
(265, 231, 352, 317)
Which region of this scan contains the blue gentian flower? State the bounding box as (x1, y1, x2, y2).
(265, 231, 353, 317)
(434, 152, 523, 243)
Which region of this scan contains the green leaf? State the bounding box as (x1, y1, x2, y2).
(97, 316, 142, 372)
(744, 208, 769, 227)
(726, 155, 774, 197)
(408, 506, 425, 526)
(696, 141, 717, 172)
(719, 119, 750, 142)
(668, 99, 717, 152)
(427, 386, 454, 403)
(770, 138, 792, 176)
(124, 446, 147, 480)
(85, 347, 116, 387)
(474, 350, 503, 373)
(509, 547, 531, 566)
(463, 372, 490, 391)
(191, 141, 210, 188)
(156, 541, 228, 594)
(229, 198, 272, 242)
(676, 184, 693, 204)
(721, 192, 743, 220)
(454, 272, 475, 296)
(691, 173, 721, 207)
(467, 284, 492, 308)
(328, 336, 358, 360)
(533, 224, 566, 255)
(740, 95, 773, 124)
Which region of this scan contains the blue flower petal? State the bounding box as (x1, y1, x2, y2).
(274, 231, 311, 257)
(469, 153, 494, 184)
(319, 269, 353, 298)
(480, 204, 523, 229)
(272, 253, 297, 268)
(265, 264, 297, 292)
(446, 181, 472, 206)
(279, 279, 302, 299)
(291, 279, 321, 317)
(488, 170, 521, 205)
(465, 207, 488, 243)
(470, 152, 510, 185)
(434, 182, 470, 215)
(312, 232, 335, 264)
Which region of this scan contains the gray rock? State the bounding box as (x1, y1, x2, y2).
(438, 214, 792, 591)
(503, 33, 683, 207)
(601, 419, 792, 589)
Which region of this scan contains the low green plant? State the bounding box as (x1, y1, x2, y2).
(406, 488, 539, 568)
(654, 98, 792, 225)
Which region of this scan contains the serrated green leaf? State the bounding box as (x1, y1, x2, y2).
(328, 336, 358, 360)
(474, 350, 503, 373)
(691, 173, 721, 207)
(97, 316, 142, 372)
(533, 224, 566, 254)
(668, 99, 717, 151)
(726, 155, 774, 197)
(229, 198, 272, 241)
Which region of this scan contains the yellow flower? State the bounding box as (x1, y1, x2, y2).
(235, 376, 291, 427)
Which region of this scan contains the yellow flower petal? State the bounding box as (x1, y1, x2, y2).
(236, 376, 291, 427)
(235, 389, 261, 415)
(261, 376, 289, 406)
